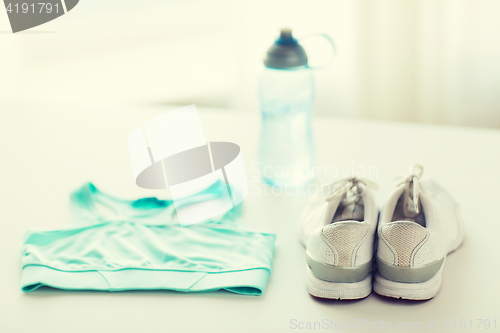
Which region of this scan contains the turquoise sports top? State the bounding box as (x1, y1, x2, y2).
(70, 182, 242, 226)
(21, 183, 275, 296)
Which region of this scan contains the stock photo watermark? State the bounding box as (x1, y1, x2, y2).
(3, 0, 79, 33)
(290, 318, 497, 330)
(128, 105, 248, 226)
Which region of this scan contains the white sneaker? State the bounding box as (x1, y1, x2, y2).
(298, 177, 379, 300)
(374, 164, 465, 300)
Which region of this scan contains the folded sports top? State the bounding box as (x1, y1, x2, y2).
(21, 184, 275, 296)
(70, 182, 242, 226)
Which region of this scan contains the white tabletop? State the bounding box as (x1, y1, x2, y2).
(1, 102, 499, 332)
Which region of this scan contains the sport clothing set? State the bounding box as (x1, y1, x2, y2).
(21, 183, 275, 295)
(21, 164, 463, 300)
(298, 164, 464, 300)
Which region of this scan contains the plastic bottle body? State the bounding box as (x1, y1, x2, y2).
(258, 66, 315, 187)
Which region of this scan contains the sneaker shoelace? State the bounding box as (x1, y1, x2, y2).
(322, 177, 379, 203)
(396, 163, 425, 218)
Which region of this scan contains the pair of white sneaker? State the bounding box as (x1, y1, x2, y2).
(297, 164, 464, 300)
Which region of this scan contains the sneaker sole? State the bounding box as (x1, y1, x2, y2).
(373, 264, 444, 300)
(373, 220, 465, 300)
(306, 264, 372, 300)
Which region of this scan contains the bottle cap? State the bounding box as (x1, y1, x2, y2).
(263, 28, 308, 69)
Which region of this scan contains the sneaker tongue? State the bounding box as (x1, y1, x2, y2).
(402, 178, 423, 219)
(331, 201, 364, 223)
(340, 202, 364, 221)
(403, 192, 423, 218)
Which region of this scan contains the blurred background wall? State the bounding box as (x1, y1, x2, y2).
(1, 0, 499, 128)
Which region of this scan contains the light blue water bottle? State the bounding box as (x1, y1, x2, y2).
(258, 28, 335, 187)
